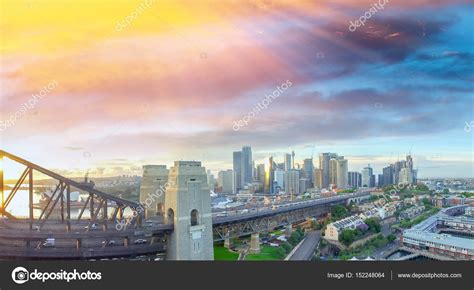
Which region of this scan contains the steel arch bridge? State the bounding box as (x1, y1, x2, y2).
(0, 150, 143, 231)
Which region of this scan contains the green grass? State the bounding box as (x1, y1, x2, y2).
(245, 245, 284, 261)
(213, 246, 239, 261)
(398, 207, 440, 229)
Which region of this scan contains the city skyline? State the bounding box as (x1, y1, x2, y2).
(2, 145, 471, 181)
(1, 0, 473, 179)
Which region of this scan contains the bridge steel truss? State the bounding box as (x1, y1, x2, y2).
(212, 201, 343, 241)
(0, 150, 143, 231)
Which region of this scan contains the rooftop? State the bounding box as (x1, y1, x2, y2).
(404, 230, 474, 251)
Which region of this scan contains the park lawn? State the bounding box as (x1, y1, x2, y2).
(214, 246, 239, 261)
(245, 245, 284, 261)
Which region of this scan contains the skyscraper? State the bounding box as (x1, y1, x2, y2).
(232, 151, 242, 192)
(303, 158, 314, 186)
(284, 153, 292, 171)
(361, 165, 374, 187)
(241, 146, 253, 186)
(393, 160, 406, 184)
(291, 151, 295, 169)
(336, 158, 348, 189)
(313, 168, 323, 189)
(400, 167, 414, 185)
(329, 158, 338, 186)
(256, 163, 265, 184)
(382, 165, 394, 187)
(264, 156, 275, 194)
(383, 155, 416, 186)
(319, 153, 330, 188)
(285, 170, 300, 196)
(299, 178, 310, 194)
(348, 171, 361, 188)
(217, 170, 234, 193)
(377, 174, 384, 188)
(274, 169, 285, 192)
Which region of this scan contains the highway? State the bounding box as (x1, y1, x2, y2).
(212, 194, 358, 225)
(289, 231, 320, 261)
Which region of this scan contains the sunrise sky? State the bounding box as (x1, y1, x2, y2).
(0, 0, 473, 179)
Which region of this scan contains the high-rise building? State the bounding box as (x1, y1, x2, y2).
(284, 153, 292, 171)
(285, 170, 300, 196)
(217, 170, 234, 193)
(241, 146, 253, 186)
(303, 158, 314, 187)
(233, 151, 242, 191)
(313, 168, 323, 189)
(370, 175, 376, 187)
(336, 158, 348, 189)
(264, 156, 275, 194)
(377, 174, 384, 188)
(393, 160, 406, 184)
(319, 153, 331, 188)
(383, 155, 416, 186)
(256, 163, 265, 184)
(291, 151, 295, 169)
(382, 165, 394, 187)
(275, 169, 285, 192)
(361, 165, 374, 187)
(299, 178, 311, 194)
(207, 170, 216, 191)
(348, 171, 361, 188)
(399, 167, 414, 185)
(406, 154, 414, 171)
(329, 158, 338, 186)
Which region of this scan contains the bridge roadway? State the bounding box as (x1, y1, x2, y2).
(0, 244, 166, 260)
(211, 192, 366, 226)
(0, 192, 368, 259)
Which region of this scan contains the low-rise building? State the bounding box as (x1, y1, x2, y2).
(402, 205, 474, 260)
(399, 205, 425, 220)
(325, 215, 365, 241)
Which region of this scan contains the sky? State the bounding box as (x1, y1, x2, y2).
(0, 0, 473, 179)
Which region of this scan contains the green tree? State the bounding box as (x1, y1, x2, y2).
(339, 229, 355, 246)
(331, 205, 348, 219)
(365, 218, 381, 233)
(421, 197, 432, 207)
(281, 242, 292, 254)
(387, 234, 396, 243)
(416, 184, 429, 191)
(275, 247, 287, 259)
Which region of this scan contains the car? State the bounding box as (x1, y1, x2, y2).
(42, 238, 55, 248)
(84, 223, 98, 230)
(134, 239, 147, 245)
(101, 240, 116, 246)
